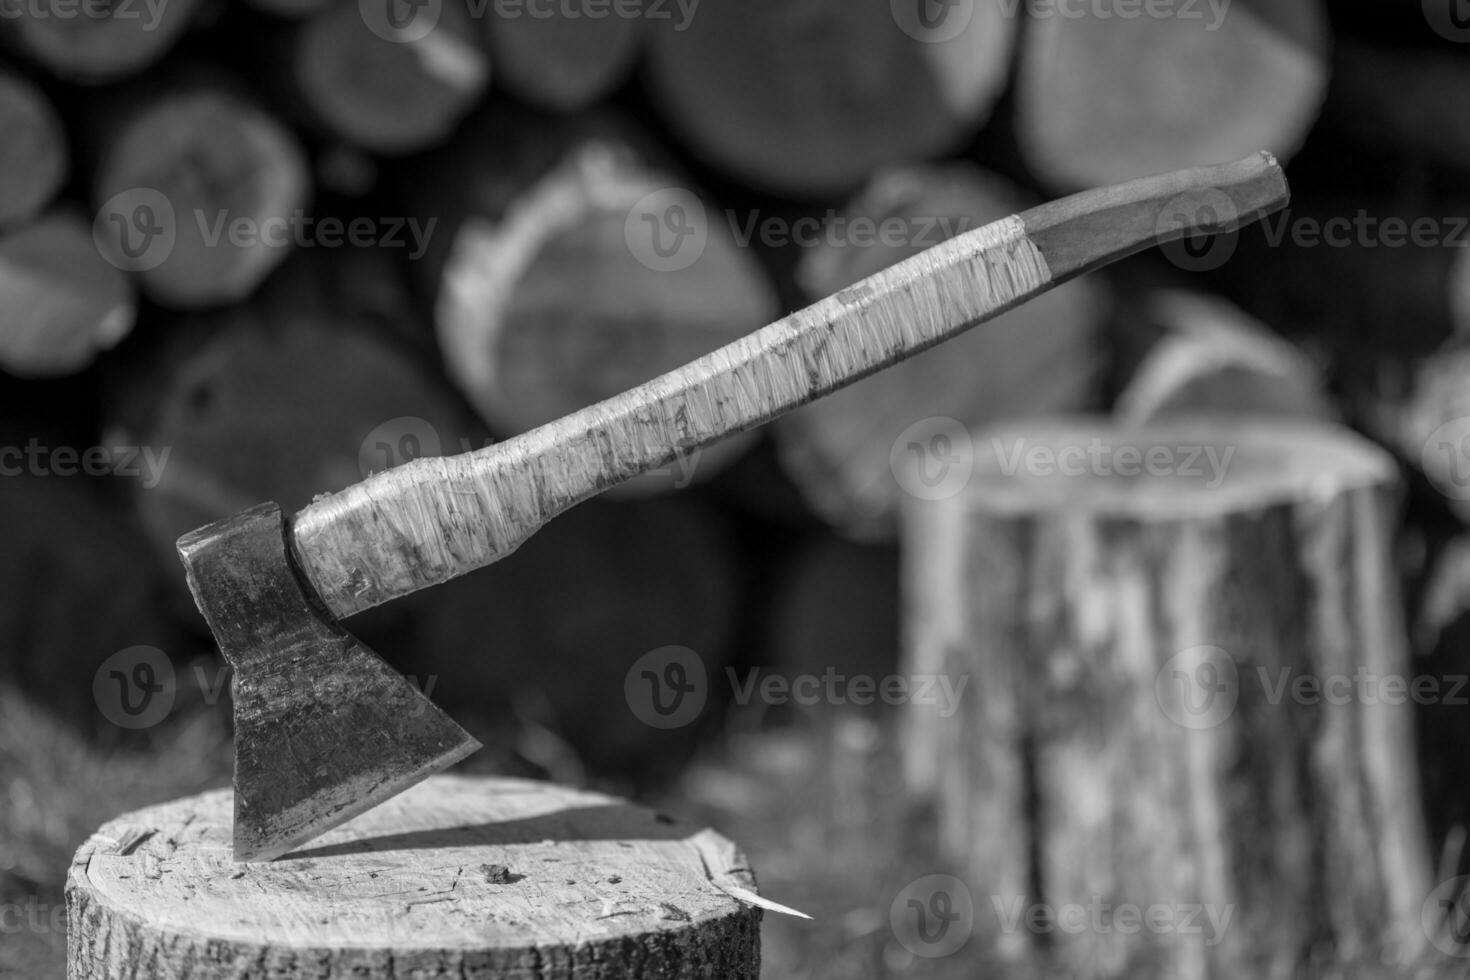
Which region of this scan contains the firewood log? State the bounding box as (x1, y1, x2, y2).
(294, 0, 489, 154)
(775, 163, 1105, 539)
(109, 302, 477, 584)
(419, 107, 780, 495)
(0, 67, 66, 229)
(0, 209, 135, 378)
(902, 416, 1433, 975)
(91, 86, 311, 308)
(1114, 289, 1334, 425)
(481, 0, 642, 110)
(1323, 40, 1470, 175)
(643, 0, 1017, 199)
(1014, 0, 1328, 191)
(413, 493, 741, 783)
(5, 0, 202, 82)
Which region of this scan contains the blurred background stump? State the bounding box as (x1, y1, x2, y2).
(67, 776, 763, 979)
(901, 417, 1433, 977)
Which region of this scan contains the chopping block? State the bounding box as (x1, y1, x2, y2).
(66, 776, 762, 979)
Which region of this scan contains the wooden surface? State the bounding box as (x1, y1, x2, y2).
(902, 416, 1433, 976)
(7, 0, 200, 82)
(0, 69, 66, 229)
(1015, 0, 1327, 190)
(776, 163, 1105, 539)
(294, 0, 488, 154)
(67, 775, 763, 978)
(0, 209, 136, 377)
(111, 304, 472, 578)
(291, 155, 1287, 620)
(93, 88, 310, 308)
(644, 0, 1015, 198)
(1114, 289, 1334, 425)
(480, 3, 642, 110)
(430, 122, 778, 496)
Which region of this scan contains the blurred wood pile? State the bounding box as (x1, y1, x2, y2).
(4, 0, 1470, 973)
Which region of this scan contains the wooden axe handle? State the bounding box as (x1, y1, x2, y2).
(291, 153, 1288, 619)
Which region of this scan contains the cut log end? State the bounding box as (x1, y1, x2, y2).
(67, 776, 763, 979)
(0, 209, 136, 377)
(1016, 0, 1328, 190)
(93, 89, 310, 308)
(0, 70, 67, 228)
(295, 1, 489, 154)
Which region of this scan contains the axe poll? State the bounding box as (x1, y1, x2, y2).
(178, 153, 1289, 861)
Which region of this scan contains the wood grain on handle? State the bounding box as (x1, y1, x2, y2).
(291, 153, 1289, 619)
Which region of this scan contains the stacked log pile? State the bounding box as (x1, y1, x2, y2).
(3, 0, 1470, 975)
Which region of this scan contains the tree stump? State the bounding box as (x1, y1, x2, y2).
(901, 417, 1434, 977)
(67, 775, 763, 979)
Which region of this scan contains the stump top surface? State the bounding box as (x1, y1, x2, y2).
(964, 415, 1394, 515)
(68, 775, 756, 951)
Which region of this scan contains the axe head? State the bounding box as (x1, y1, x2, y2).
(178, 503, 481, 862)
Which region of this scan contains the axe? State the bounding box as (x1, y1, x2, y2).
(178, 153, 1288, 861)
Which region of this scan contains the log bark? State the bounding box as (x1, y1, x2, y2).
(775, 163, 1105, 539)
(643, 0, 1016, 199)
(0, 67, 66, 229)
(1114, 289, 1334, 426)
(480, 0, 642, 111)
(91, 86, 310, 308)
(901, 416, 1434, 977)
(422, 108, 780, 495)
(293, 0, 488, 154)
(67, 775, 763, 978)
(0, 209, 136, 377)
(1014, 0, 1328, 191)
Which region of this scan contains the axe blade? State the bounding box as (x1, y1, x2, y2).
(178, 503, 481, 862)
